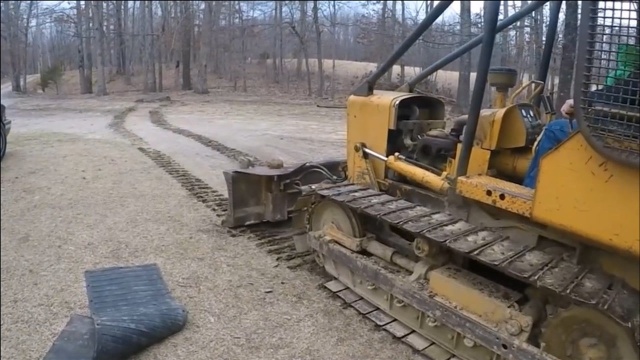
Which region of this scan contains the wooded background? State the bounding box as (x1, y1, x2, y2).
(0, 1, 634, 112)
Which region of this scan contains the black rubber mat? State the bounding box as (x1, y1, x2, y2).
(44, 263, 188, 360)
(86, 263, 188, 360)
(43, 314, 96, 360)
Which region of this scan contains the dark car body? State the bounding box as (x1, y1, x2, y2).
(1, 104, 10, 135)
(1, 103, 10, 162)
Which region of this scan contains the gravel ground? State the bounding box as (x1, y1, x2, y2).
(162, 95, 347, 164)
(0, 95, 421, 360)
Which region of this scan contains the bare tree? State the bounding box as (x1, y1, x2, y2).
(22, 1, 35, 91)
(75, 0, 88, 94)
(312, 0, 324, 97)
(147, 1, 157, 92)
(399, 0, 406, 83)
(180, 1, 192, 90)
(195, 1, 212, 94)
(329, 0, 338, 99)
(141, 0, 149, 93)
(500, 0, 510, 66)
(272, 2, 280, 83)
(92, 0, 108, 96)
(385, 0, 396, 83)
(3, 1, 23, 92)
(289, 2, 312, 95)
(115, 0, 129, 86)
(456, 1, 472, 110)
(555, 1, 578, 112)
(84, 0, 94, 93)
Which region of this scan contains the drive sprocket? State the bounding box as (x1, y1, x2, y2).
(539, 305, 638, 360)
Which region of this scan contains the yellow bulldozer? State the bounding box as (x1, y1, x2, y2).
(222, 1, 639, 359)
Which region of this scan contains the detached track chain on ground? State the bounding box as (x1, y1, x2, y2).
(111, 105, 434, 359)
(108, 106, 316, 270)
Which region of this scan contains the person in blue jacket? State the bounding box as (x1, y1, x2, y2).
(522, 100, 577, 189)
(523, 44, 639, 189)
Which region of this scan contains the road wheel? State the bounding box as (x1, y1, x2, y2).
(0, 124, 6, 162)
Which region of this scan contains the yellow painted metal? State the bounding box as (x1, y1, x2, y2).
(386, 155, 450, 194)
(346, 91, 411, 185)
(475, 105, 534, 151)
(507, 80, 544, 106)
(532, 132, 640, 258)
(447, 144, 491, 177)
(489, 149, 533, 179)
(456, 175, 534, 217)
(429, 264, 532, 336)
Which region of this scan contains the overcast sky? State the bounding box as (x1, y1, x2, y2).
(403, 1, 486, 18)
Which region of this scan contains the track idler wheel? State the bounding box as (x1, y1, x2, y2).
(308, 200, 364, 238)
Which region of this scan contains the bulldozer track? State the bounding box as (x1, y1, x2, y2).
(312, 182, 640, 346)
(148, 109, 265, 166)
(107, 107, 314, 270)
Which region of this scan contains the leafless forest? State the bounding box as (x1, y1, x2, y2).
(0, 1, 584, 110)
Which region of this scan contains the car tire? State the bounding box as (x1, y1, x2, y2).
(0, 124, 6, 162)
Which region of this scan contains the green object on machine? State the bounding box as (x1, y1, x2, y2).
(605, 44, 640, 86)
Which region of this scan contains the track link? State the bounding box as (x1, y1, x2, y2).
(107, 107, 314, 269)
(314, 182, 640, 345)
(323, 279, 461, 360)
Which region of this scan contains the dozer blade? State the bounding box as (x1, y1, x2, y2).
(222, 159, 346, 228)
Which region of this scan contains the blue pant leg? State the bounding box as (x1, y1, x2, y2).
(522, 119, 576, 189)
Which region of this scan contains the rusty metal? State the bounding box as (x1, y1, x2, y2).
(574, 1, 640, 168)
(221, 159, 346, 227)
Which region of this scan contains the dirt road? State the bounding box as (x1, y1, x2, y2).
(0, 93, 422, 359)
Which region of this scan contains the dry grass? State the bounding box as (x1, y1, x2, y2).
(0, 130, 423, 360)
(44, 58, 474, 100)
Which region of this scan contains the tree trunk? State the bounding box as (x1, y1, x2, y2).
(141, 0, 148, 93)
(195, 1, 212, 94)
(312, 0, 324, 98)
(272, 2, 279, 83)
(23, 1, 35, 92)
(210, 1, 222, 77)
(517, 0, 529, 84)
(115, 0, 128, 79)
(456, 1, 472, 110)
(500, 0, 510, 66)
(8, 1, 22, 93)
(158, 1, 168, 92)
(295, 1, 308, 79)
(147, 1, 157, 92)
(278, 3, 284, 80)
(378, 0, 388, 69)
(399, 1, 406, 83)
(92, 0, 108, 95)
(555, 1, 578, 113)
(172, 1, 180, 89)
(330, 0, 337, 99)
(84, 0, 94, 93)
(385, 0, 396, 83)
(76, 0, 88, 94)
(180, 1, 192, 90)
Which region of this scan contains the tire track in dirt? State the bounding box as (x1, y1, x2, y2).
(111, 105, 434, 360)
(108, 106, 317, 270)
(148, 107, 265, 167)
